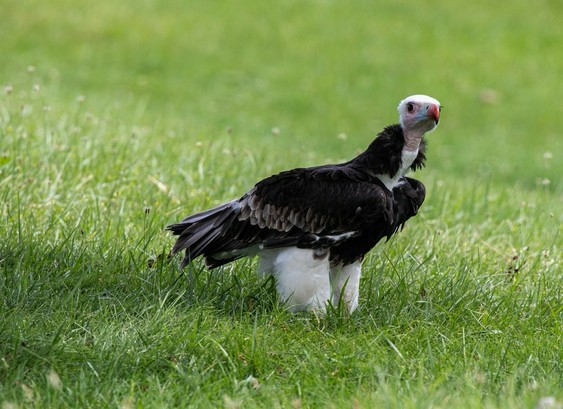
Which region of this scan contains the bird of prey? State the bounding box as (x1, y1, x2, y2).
(168, 94, 441, 313)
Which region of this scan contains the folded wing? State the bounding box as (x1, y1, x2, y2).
(168, 165, 423, 268)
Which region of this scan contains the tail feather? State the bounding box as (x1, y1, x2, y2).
(167, 200, 242, 261)
(178, 201, 236, 224)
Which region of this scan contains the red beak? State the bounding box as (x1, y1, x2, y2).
(428, 104, 440, 124)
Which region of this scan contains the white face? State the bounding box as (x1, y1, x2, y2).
(397, 94, 442, 132)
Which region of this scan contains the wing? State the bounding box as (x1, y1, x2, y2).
(236, 165, 393, 242)
(327, 176, 426, 266)
(392, 176, 426, 232)
(169, 165, 395, 268)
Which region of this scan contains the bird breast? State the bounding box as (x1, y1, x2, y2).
(375, 149, 419, 190)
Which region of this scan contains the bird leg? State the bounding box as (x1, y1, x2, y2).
(330, 261, 362, 313)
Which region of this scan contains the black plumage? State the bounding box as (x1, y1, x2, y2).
(168, 124, 427, 268)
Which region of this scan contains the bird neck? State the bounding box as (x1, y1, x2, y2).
(402, 127, 425, 153)
(352, 124, 427, 182)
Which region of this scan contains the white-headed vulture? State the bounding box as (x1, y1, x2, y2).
(168, 95, 442, 313)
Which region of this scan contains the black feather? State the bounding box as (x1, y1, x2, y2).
(168, 123, 427, 268)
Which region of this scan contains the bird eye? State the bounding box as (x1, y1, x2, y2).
(406, 103, 415, 113)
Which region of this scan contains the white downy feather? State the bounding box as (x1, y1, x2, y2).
(259, 247, 331, 312)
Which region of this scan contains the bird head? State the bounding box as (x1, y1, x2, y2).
(397, 95, 441, 134)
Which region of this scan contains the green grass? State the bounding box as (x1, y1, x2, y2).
(1, 0, 562, 407)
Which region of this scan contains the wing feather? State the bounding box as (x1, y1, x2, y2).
(237, 166, 391, 238)
(169, 164, 402, 268)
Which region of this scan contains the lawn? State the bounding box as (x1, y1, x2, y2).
(1, 0, 562, 407)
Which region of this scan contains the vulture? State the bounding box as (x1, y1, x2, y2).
(168, 94, 441, 313)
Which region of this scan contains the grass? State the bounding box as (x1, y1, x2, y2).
(1, 0, 562, 407)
